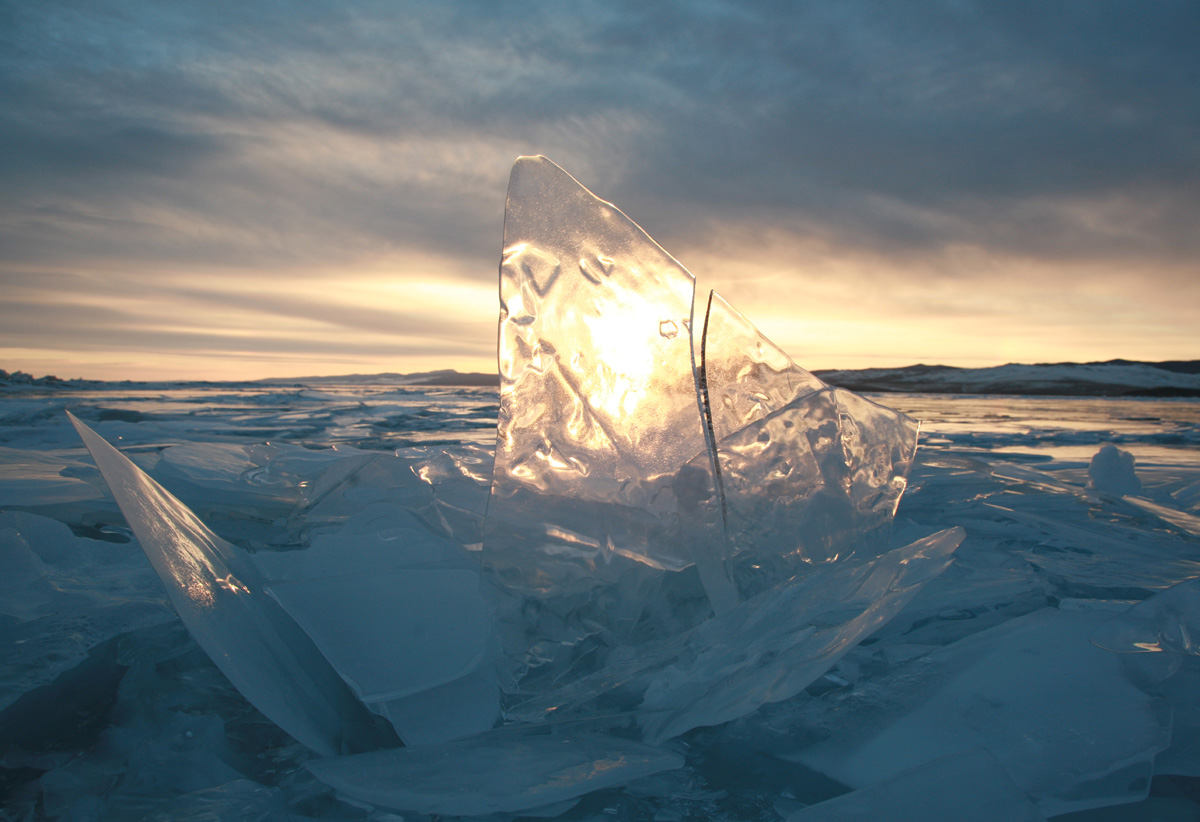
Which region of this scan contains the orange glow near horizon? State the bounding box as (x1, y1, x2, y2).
(4, 221, 1197, 383)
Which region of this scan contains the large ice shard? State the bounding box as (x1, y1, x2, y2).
(67, 412, 397, 757)
(481, 156, 952, 741)
(483, 156, 727, 692)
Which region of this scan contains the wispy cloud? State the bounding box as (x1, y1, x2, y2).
(1, 0, 1197, 378)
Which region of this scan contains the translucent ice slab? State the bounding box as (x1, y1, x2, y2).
(482, 156, 943, 737)
(702, 294, 919, 597)
(67, 412, 397, 756)
(253, 525, 500, 745)
(699, 291, 826, 442)
(637, 526, 964, 742)
(483, 156, 726, 687)
(306, 729, 685, 816)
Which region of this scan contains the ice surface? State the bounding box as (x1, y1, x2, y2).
(66, 412, 397, 756)
(0, 510, 169, 711)
(784, 749, 1045, 822)
(305, 730, 685, 816)
(4, 382, 1199, 819)
(787, 606, 1172, 816)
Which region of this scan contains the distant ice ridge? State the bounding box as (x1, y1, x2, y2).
(66, 156, 964, 815)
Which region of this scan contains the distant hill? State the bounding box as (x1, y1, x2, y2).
(4, 361, 1198, 396)
(253, 369, 499, 387)
(814, 359, 1200, 397)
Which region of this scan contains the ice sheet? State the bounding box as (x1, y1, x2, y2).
(787, 606, 1172, 816)
(2, 382, 1198, 819)
(67, 412, 397, 756)
(480, 157, 937, 732)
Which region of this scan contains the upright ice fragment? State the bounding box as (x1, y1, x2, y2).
(1087, 443, 1143, 497)
(481, 157, 950, 739)
(67, 412, 396, 756)
(700, 293, 919, 598)
(483, 156, 726, 689)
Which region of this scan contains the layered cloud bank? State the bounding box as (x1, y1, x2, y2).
(2, 1, 1197, 379)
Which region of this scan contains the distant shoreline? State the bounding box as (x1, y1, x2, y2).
(3, 360, 1198, 398)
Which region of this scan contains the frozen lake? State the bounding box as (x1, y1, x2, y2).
(2, 384, 1199, 820)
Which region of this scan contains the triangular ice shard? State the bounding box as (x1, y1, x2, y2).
(483, 156, 727, 692)
(67, 412, 397, 756)
(700, 294, 919, 599)
(699, 290, 826, 442)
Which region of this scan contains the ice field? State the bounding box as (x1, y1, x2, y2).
(2, 382, 1200, 820)
(4, 157, 1200, 820)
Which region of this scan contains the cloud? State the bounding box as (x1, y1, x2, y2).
(0, 0, 1196, 378)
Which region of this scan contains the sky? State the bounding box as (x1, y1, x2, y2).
(1, 0, 1197, 381)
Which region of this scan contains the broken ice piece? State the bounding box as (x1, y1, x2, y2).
(1091, 573, 1200, 655)
(784, 748, 1045, 822)
(305, 730, 685, 816)
(1087, 443, 1143, 497)
(699, 290, 826, 443)
(67, 412, 397, 756)
(1122, 495, 1200, 537)
(482, 157, 942, 735)
(638, 526, 963, 743)
(483, 156, 727, 687)
(788, 607, 1171, 817)
(711, 390, 919, 597)
(700, 292, 917, 596)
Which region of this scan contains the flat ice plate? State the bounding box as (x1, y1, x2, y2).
(306, 730, 684, 816)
